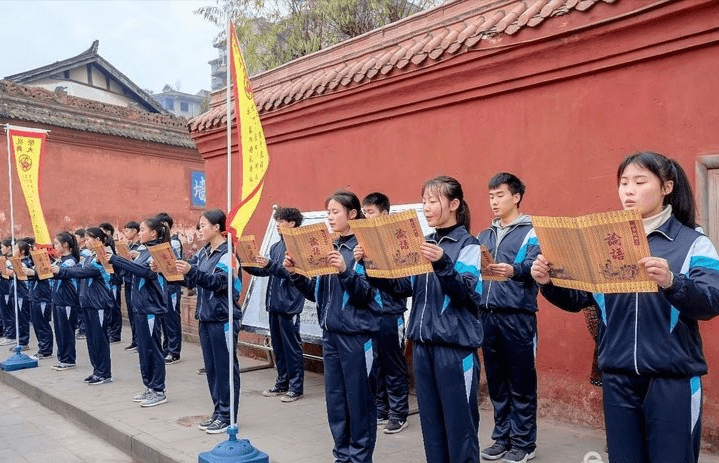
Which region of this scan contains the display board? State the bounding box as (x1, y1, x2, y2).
(240, 204, 432, 343)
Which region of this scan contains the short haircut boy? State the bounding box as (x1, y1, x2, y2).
(362, 192, 390, 213)
(488, 172, 526, 207)
(274, 207, 303, 227)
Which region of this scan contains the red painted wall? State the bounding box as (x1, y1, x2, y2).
(0, 126, 204, 251)
(194, 0, 719, 446)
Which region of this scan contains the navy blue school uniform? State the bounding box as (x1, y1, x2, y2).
(243, 237, 305, 395)
(291, 234, 383, 463)
(540, 213, 719, 463)
(359, 271, 410, 424)
(123, 241, 141, 347)
(10, 257, 32, 348)
(57, 251, 113, 380)
(109, 241, 168, 393)
(51, 255, 80, 365)
(28, 262, 54, 356)
(181, 240, 242, 425)
(477, 215, 540, 455)
(405, 224, 483, 463)
(161, 235, 183, 359)
(0, 268, 14, 340)
(107, 268, 124, 342)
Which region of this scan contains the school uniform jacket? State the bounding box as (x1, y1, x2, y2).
(11, 257, 32, 302)
(406, 225, 483, 349)
(51, 255, 80, 307)
(291, 235, 383, 335)
(477, 216, 540, 312)
(242, 239, 305, 316)
(57, 252, 114, 310)
(109, 241, 168, 315)
(541, 215, 719, 378)
(184, 241, 242, 323)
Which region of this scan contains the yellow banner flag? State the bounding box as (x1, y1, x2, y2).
(227, 22, 270, 238)
(8, 129, 52, 246)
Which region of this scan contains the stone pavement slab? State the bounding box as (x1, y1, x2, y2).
(1, 325, 718, 463)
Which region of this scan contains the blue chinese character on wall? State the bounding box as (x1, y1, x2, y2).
(191, 171, 206, 208)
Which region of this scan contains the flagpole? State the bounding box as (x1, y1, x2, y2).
(225, 16, 237, 433)
(4, 125, 20, 350)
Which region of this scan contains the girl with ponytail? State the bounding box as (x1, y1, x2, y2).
(0, 239, 13, 346)
(109, 217, 170, 407)
(50, 232, 81, 370)
(405, 176, 483, 463)
(532, 152, 719, 462)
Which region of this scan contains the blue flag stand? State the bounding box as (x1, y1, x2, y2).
(198, 426, 268, 463)
(0, 345, 38, 371)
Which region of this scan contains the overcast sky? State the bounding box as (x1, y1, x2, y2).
(0, 1, 223, 95)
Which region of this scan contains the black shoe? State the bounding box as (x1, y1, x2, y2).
(109, 337, 121, 343)
(83, 375, 94, 383)
(262, 385, 288, 397)
(87, 375, 113, 385)
(281, 391, 303, 402)
(198, 417, 215, 431)
(502, 447, 536, 463)
(383, 419, 408, 434)
(124, 343, 137, 351)
(164, 354, 181, 364)
(35, 352, 53, 359)
(480, 442, 510, 460)
(205, 419, 229, 434)
(377, 414, 389, 425)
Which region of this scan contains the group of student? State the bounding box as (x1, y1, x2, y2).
(242, 151, 719, 463)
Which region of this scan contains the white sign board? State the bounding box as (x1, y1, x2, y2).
(240, 204, 432, 343)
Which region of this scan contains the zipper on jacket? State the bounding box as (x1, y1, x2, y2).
(633, 292, 640, 375)
(419, 274, 429, 343)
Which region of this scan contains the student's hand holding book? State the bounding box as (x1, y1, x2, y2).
(353, 245, 364, 263)
(50, 264, 60, 275)
(530, 254, 551, 285)
(487, 263, 514, 279)
(175, 260, 191, 275)
(327, 250, 346, 273)
(638, 256, 673, 289)
(254, 256, 270, 268)
(149, 259, 158, 272)
(283, 253, 296, 275)
(420, 242, 444, 262)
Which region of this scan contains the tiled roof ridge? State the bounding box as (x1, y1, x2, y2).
(0, 80, 195, 149)
(188, 0, 617, 133)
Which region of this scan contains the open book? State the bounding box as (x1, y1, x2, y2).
(147, 242, 185, 282)
(279, 222, 338, 277)
(533, 209, 656, 293)
(9, 256, 27, 281)
(115, 241, 133, 260)
(89, 241, 114, 274)
(480, 245, 508, 282)
(30, 249, 53, 280)
(350, 209, 432, 278)
(237, 236, 262, 268)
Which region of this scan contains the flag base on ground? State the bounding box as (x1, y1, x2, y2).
(0, 346, 38, 371)
(198, 426, 269, 463)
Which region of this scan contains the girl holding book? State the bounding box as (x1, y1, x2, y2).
(50, 232, 81, 370)
(22, 241, 54, 359)
(51, 228, 113, 384)
(405, 176, 483, 463)
(108, 217, 170, 407)
(0, 239, 15, 346)
(284, 191, 383, 463)
(531, 152, 719, 463)
(174, 209, 242, 434)
(7, 240, 33, 351)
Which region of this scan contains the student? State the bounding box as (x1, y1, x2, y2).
(23, 241, 55, 359)
(355, 192, 410, 434)
(175, 209, 241, 434)
(0, 239, 15, 346)
(74, 228, 87, 339)
(6, 239, 32, 351)
(51, 227, 113, 384)
(476, 173, 540, 463)
(531, 152, 719, 463)
(50, 232, 81, 371)
(285, 191, 382, 463)
(108, 217, 170, 407)
(122, 221, 141, 351)
(100, 222, 123, 344)
(156, 212, 182, 364)
(242, 206, 306, 403)
(406, 176, 482, 463)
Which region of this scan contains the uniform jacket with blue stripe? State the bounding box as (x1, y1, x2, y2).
(28, 262, 52, 304)
(357, 266, 410, 317)
(541, 215, 719, 377)
(57, 252, 115, 310)
(406, 225, 484, 349)
(122, 241, 141, 285)
(109, 241, 168, 315)
(290, 234, 383, 335)
(51, 255, 80, 307)
(184, 240, 242, 323)
(477, 215, 540, 313)
(242, 238, 305, 316)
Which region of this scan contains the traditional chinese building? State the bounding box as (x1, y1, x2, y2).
(189, 0, 719, 447)
(1, 41, 205, 247)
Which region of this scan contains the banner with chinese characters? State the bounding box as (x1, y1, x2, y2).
(350, 209, 432, 278)
(533, 209, 656, 293)
(8, 128, 52, 246)
(227, 22, 270, 238)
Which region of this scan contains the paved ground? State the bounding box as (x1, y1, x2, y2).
(1, 325, 718, 463)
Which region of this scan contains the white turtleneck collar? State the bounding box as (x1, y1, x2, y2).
(642, 204, 672, 235)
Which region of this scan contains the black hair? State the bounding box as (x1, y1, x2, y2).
(324, 191, 364, 220)
(56, 231, 80, 262)
(142, 217, 171, 243)
(1, 239, 11, 252)
(362, 192, 391, 213)
(15, 239, 31, 257)
(124, 221, 140, 232)
(74, 228, 85, 238)
(22, 236, 36, 247)
(99, 222, 115, 236)
(273, 207, 303, 227)
(422, 175, 471, 231)
(86, 227, 113, 247)
(155, 212, 174, 229)
(201, 209, 227, 234)
(617, 152, 696, 228)
(488, 172, 526, 207)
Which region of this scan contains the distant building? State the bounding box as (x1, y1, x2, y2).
(152, 85, 209, 119)
(209, 39, 227, 91)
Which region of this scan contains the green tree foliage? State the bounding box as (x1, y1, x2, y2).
(196, 0, 445, 75)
